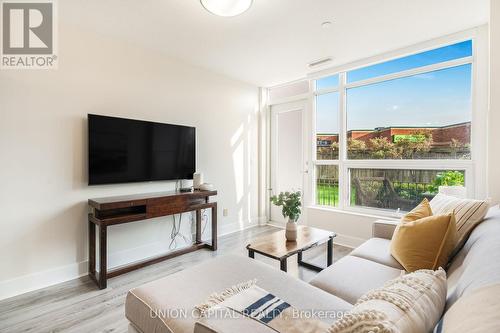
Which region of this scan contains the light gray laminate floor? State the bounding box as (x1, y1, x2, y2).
(0, 225, 352, 333)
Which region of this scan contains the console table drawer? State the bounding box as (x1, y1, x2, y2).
(147, 197, 206, 217)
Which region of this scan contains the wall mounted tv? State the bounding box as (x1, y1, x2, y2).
(88, 114, 195, 185)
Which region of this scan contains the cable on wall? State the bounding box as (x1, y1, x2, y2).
(169, 213, 191, 250)
(169, 209, 211, 250)
(201, 209, 210, 236)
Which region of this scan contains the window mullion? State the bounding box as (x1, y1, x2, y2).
(339, 72, 348, 209)
(345, 56, 472, 90)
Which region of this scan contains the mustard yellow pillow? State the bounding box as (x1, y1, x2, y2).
(390, 213, 457, 272)
(402, 198, 433, 222)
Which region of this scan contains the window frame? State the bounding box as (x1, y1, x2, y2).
(308, 31, 486, 218)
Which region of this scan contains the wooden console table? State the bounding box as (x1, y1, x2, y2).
(88, 190, 217, 289)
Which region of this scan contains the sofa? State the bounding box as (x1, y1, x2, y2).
(125, 206, 500, 333)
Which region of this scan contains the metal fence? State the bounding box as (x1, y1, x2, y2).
(316, 179, 339, 206)
(392, 181, 436, 203)
(316, 178, 438, 210)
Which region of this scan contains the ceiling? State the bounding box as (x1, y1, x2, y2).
(63, 0, 489, 87)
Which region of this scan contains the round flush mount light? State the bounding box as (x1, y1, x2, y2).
(321, 21, 333, 28)
(200, 0, 253, 17)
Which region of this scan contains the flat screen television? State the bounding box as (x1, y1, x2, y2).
(88, 114, 195, 185)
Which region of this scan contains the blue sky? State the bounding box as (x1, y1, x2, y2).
(316, 41, 472, 134)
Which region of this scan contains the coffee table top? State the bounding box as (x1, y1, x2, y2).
(246, 226, 336, 260)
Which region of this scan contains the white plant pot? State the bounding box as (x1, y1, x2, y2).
(285, 219, 297, 242)
(438, 186, 466, 198)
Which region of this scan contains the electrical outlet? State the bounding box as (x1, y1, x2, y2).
(223, 208, 228, 217)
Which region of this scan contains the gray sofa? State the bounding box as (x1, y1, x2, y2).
(125, 206, 500, 333)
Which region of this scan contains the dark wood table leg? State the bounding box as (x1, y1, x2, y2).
(327, 236, 333, 267)
(297, 251, 302, 264)
(248, 249, 255, 258)
(280, 258, 287, 272)
(297, 236, 335, 272)
(98, 225, 107, 289)
(211, 204, 217, 251)
(88, 218, 96, 278)
(195, 209, 202, 244)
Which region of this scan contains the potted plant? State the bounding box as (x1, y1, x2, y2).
(270, 191, 301, 241)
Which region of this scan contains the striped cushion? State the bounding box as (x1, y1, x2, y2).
(429, 194, 489, 251)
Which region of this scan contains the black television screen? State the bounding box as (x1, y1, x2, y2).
(88, 114, 195, 185)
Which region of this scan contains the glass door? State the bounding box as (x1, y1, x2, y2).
(269, 100, 307, 224)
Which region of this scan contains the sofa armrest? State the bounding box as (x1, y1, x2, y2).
(372, 219, 399, 240)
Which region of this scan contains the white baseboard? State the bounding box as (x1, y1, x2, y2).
(267, 220, 286, 228)
(0, 218, 260, 301)
(256, 216, 268, 225)
(218, 218, 260, 236)
(0, 261, 88, 301)
(332, 234, 365, 248)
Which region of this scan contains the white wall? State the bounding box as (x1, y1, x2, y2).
(490, 0, 500, 202)
(306, 208, 390, 248)
(0, 22, 260, 299)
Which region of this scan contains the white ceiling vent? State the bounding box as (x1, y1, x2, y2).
(308, 57, 333, 69)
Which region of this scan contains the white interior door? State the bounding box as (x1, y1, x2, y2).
(270, 100, 307, 224)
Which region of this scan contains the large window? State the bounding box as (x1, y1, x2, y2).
(314, 40, 473, 213)
(316, 91, 339, 160)
(347, 64, 471, 160)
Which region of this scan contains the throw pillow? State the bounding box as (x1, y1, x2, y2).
(429, 194, 489, 252)
(328, 268, 447, 333)
(434, 283, 500, 333)
(402, 198, 433, 222)
(390, 213, 457, 272)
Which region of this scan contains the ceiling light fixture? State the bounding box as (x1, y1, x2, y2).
(321, 21, 332, 28)
(200, 0, 253, 17)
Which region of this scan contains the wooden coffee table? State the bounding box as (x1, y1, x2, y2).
(246, 226, 336, 272)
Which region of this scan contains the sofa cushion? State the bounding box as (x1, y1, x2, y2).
(435, 283, 500, 333)
(429, 193, 489, 253)
(329, 268, 447, 333)
(445, 207, 500, 309)
(309, 255, 403, 304)
(350, 238, 404, 269)
(125, 255, 352, 333)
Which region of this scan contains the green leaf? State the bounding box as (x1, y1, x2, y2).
(269, 190, 302, 220)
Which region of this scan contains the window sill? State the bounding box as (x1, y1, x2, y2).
(307, 205, 402, 221)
